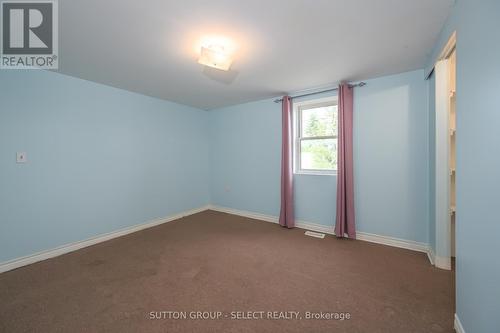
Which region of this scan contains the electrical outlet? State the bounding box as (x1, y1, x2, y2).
(16, 152, 27, 163)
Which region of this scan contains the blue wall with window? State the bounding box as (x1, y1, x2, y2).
(209, 69, 430, 243)
(1, 68, 431, 264)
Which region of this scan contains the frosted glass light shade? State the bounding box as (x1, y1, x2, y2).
(198, 45, 232, 71)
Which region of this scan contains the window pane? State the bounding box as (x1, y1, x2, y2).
(301, 105, 337, 137)
(300, 139, 337, 170)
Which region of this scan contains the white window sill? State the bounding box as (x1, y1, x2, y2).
(294, 170, 337, 176)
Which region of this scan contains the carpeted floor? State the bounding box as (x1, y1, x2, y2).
(0, 210, 454, 333)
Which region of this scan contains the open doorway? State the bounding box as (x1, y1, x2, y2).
(433, 32, 456, 270)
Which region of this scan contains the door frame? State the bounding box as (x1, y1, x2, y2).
(433, 32, 456, 270)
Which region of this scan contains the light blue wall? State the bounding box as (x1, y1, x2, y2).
(0, 70, 209, 263)
(354, 71, 429, 242)
(209, 70, 430, 243)
(427, 1, 500, 332)
(428, 72, 436, 254)
(208, 98, 282, 216)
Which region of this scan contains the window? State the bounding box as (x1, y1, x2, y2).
(294, 97, 338, 174)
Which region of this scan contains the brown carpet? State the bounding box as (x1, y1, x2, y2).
(0, 210, 454, 333)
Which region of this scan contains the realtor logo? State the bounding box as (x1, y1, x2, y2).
(1, 0, 58, 69)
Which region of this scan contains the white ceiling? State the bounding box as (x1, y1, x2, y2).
(59, 0, 453, 110)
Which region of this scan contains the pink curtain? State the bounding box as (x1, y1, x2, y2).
(279, 96, 295, 228)
(335, 84, 356, 239)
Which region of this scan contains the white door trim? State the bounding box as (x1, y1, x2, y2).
(434, 59, 452, 270)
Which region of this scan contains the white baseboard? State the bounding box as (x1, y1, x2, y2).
(427, 248, 436, 266)
(424, 247, 453, 270)
(356, 231, 429, 253)
(435, 255, 452, 270)
(208, 205, 431, 257)
(0, 205, 210, 274)
(209, 205, 279, 224)
(1, 204, 438, 274)
(207, 204, 336, 236)
(454, 313, 466, 333)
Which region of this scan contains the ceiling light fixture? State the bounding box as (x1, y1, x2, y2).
(198, 44, 233, 71)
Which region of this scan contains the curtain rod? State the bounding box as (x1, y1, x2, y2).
(273, 82, 366, 103)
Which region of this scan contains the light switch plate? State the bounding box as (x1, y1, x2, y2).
(16, 152, 27, 163)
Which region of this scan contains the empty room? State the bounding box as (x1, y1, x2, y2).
(0, 0, 499, 332)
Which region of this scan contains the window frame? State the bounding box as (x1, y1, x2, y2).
(293, 96, 339, 176)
